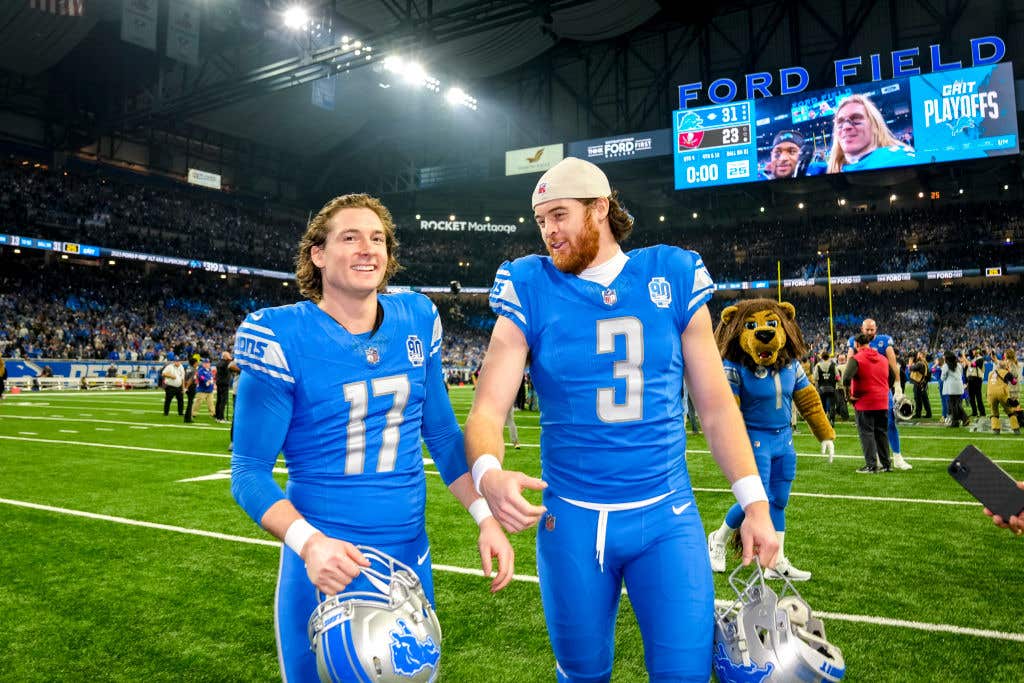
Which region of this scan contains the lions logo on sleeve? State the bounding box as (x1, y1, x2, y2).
(489, 260, 530, 332)
(234, 311, 294, 385)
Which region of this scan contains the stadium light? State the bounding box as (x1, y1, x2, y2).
(518, 217, 525, 223)
(108, 260, 115, 265)
(12, 248, 20, 254)
(282, 6, 309, 29)
(958, 188, 964, 194)
(759, 206, 765, 213)
(61, 254, 68, 260)
(797, 202, 804, 210)
(449, 214, 456, 221)
(283, 282, 289, 287)
(415, 213, 421, 220)
(837, 198, 846, 206)
(220, 274, 227, 279)
(1004, 184, 1010, 191)
(484, 216, 490, 222)
(692, 212, 698, 219)
(658, 215, 665, 222)
(917, 191, 925, 198)
(889, 194, 897, 202)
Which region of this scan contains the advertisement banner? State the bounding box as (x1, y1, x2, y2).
(505, 143, 563, 176)
(187, 168, 221, 190)
(673, 62, 1018, 190)
(566, 128, 671, 164)
(415, 218, 518, 235)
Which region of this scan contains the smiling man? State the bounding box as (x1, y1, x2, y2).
(465, 157, 778, 682)
(229, 193, 513, 682)
(827, 94, 916, 173)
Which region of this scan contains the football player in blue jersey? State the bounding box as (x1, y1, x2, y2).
(230, 193, 513, 682)
(827, 94, 916, 174)
(847, 318, 912, 470)
(464, 157, 779, 683)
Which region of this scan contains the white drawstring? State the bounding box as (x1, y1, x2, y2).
(560, 491, 673, 573)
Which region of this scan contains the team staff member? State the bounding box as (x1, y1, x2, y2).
(230, 193, 512, 682)
(466, 157, 777, 682)
(847, 318, 912, 470)
(844, 333, 896, 473)
(214, 351, 233, 422)
(161, 358, 185, 416)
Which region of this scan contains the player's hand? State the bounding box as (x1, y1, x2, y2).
(479, 468, 547, 533)
(301, 534, 370, 595)
(739, 502, 778, 568)
(478, 517, 515, 592)
(893, 384, 905, 401)
(984, 481, 1024, 536)
(821, 439, 835, 463)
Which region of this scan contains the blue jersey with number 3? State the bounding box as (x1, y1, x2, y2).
(230, 294, 466, 545)
(490, 245, 714, 503)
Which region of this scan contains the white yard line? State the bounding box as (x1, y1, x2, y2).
(0, 414, 228, 431)
(1, 496, 1021, 644)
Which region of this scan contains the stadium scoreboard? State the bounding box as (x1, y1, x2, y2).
(674, 102, 757, 189)
(673, 61, 1018, 190)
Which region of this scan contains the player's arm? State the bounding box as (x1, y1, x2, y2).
(886, 345, 903, 398)
(682, 305, 777, 567)
(465, 316, 546, 533)
(420, 337, 514, 592)
(230, 372, 367, 594)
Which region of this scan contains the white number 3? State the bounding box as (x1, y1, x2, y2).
(596, 317, 644, 422)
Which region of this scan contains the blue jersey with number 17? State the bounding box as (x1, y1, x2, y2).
(489, 245, 715, 503)
(230, 294, 466, 546)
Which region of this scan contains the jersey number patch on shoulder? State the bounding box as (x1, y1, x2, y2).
(596, 316, 644, 423)
(342, 374, 410, 474)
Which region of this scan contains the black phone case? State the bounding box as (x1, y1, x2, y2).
(948, 445, 1024, 520)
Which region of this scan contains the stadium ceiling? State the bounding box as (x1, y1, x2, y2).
(0, 0, 671, 157)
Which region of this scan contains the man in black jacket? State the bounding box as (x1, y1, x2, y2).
(214, 351, 233, 423)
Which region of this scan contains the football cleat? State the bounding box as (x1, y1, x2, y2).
(765, 556, 812, 581)
(892, 453, 912, 470)
(708, 530, 728, 573)
(713, 560, 845, 682)
(307, 546, 441, 683)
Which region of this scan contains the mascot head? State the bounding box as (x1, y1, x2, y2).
(715, 299, 808, 371)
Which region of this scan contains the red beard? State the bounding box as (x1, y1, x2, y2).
(549, 210, 600, 275)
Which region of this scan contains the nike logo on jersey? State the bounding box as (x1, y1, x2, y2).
(417, 548, 430, 565)
(672, 502, 692, 515)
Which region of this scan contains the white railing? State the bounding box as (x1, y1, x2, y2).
(5, 377, 155, 391)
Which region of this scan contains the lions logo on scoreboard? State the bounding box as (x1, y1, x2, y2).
(648, 277, 672, 308)
(406, 335, 425, 367)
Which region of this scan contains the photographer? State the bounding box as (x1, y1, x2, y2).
(966, 348, 986, 417)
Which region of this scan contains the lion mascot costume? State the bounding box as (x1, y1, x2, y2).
(706, 299, 835, 581)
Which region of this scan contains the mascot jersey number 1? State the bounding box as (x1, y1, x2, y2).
(706, 299, 835, 581)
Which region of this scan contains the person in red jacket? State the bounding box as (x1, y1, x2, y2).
(843, 333, 897, 473)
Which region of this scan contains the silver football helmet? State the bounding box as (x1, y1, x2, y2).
(895, 396, 915, 421)
(307, 546, 441, 683)
(713, 560, 845, 682)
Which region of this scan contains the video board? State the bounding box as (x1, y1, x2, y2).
(673, 62, 1018, 190)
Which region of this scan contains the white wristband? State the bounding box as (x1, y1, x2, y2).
(732, 475, 769, 510)
(468, 498, 493, 526)
(471, 454, 502, 496)
(284, 518, 320, 556)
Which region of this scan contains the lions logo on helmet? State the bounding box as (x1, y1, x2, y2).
(713, 560, 845, 683)
(307, 546, 441, 683)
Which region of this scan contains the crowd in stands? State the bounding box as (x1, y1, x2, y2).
(6, 160, 1023, 290)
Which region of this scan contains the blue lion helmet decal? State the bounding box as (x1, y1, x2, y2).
(390, 619, 440, 678)
(712, 642, 774, 683)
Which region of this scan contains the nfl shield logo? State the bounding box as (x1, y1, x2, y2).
(602, 288, 617, 306)
(365, 346, 380, 365)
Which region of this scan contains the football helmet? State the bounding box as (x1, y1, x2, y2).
(713, 560, 845, 682)
(895, 396, 915, 421)
(307, 546, 441, 683)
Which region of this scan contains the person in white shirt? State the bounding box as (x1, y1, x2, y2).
(161, 358, 185, 416)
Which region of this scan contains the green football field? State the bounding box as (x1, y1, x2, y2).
(0, 386, 1021, 682)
